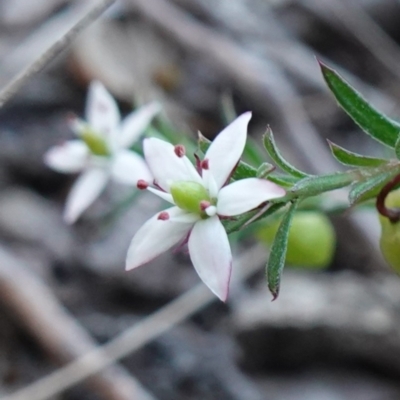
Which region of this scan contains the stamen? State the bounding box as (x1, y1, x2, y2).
(200, 200, 211, 211)
(157, 211, 170, 221)
(137, 180, 149, 190)
(201, 159, 209, 170)
(194, 153, 202, 174)
(174, 144, 186, 157)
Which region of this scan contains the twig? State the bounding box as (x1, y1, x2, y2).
(0, 0, 115, 108)
(0, 246, 156, 400)
(2, 244, 268, 400)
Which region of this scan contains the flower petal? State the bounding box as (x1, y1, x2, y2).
(118, 102, 161, 149)
(188, 216, 232, 301)
(217, 178, 286, 216)
(126, 207, 195, 270)
(204, 112, 251, 190)
(64, 168, 109, 224)
(85, 81, 120, 142)
(44, 140, 88, 173)
(111, 150, 152, 185)
(147, 187, 175, 204)
(144, 138, 202, 191)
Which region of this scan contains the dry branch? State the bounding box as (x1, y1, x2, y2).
(0, 246, 156, 400)
(0, 0, 115, 108)
(2, 245, 268, 400)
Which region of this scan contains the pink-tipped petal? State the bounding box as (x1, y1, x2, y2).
(119, 102, 161, 149)
(44, 140, 88, 173)
(63, 168, 108, 224)
(144, 138, 202, 191)
(188, 216, 232, 301)
(126, 207, 194, 270)
(85, 81, 120, 142)
(111, 150, 152, 185)
(217, 178, 286, 216)
(204, 112, 251, 190)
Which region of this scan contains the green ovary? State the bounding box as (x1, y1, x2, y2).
(170, 181, 210, 214)
(81, 129, 110, 156)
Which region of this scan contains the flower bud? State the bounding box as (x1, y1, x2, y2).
(170, 181, 211, 214)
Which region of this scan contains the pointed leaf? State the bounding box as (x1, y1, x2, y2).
(266, 201, 298, 300)
(291, 171, 358, 197)
(263, 127, 310, 178)
(320, 62, 400, 148)
(349, 170, 399, 205)
(328, 140, 387, 167)
(396, 136, 400, 160)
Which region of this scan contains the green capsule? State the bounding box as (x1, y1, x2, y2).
(256, 211, 336, 268)
(379, 189, 400, 271)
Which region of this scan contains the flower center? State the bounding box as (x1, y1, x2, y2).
(81, 129, 110, 156)
(170, 181, 212, 215)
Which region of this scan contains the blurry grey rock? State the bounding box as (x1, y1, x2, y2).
(0, 187, 73, 260)
(232, 270, 400, 374)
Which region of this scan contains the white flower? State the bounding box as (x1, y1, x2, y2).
(126, 112, 286, 301)
(44, 81, 160, 224)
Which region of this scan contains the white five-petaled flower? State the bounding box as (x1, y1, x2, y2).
(125, 112, 286, 301)
(44, 81, 160, 224)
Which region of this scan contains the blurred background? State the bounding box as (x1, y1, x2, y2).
(1, 0, 400, 399)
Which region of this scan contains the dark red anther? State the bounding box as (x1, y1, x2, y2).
(174, 144, 186, 157)
(137, 180, 149, 190)
(157, 211, 170, 220)
(201, 159, 209, 170)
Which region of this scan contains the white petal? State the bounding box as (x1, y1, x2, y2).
(85, 81, 120, 142)
(147, 187, 175, 204)
(217, 178, 286, 216)
(144, 138, 202, 191)
(126, 207, 194, 270)
(188, 216, 232, 301)
(118, 102, 161, 149)
(204, 112, 251, 190)
(44, 140, 88, 173)
(111, 150, 152, 185)
(64, 168, 109, 224)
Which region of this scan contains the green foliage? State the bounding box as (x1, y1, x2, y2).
(266, 201, 298, 300)
(328, 140, 386, 167)
(320, 61, 400, 148)
(263, 127, 310, 178)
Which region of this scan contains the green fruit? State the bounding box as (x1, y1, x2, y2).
(170, 181, 211, 214)
(256, 211, 336, 268)
(379, 189, 400, 271)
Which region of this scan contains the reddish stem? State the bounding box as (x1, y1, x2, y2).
(376, 173, 400, 223)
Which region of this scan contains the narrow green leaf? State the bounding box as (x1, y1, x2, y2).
(348, 170, 398, 205)
(257, 162, 275, 178)
(328, 140, 387, 167)
(320, 61, 400, 148)
(263, 127, 310, 178)
(266, 201, 298, 300)
(291, 171, 358, 197)
(267, 174, 298, 188)
(395, 136, 400, 160)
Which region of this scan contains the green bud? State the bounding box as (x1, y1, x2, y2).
(379, 189, 400, 271)
(81, 129, 110, 156)
(170, 181, 210, 214)
(256, 211, 336, 268)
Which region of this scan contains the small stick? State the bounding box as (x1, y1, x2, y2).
(0, 0, 115, 108)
